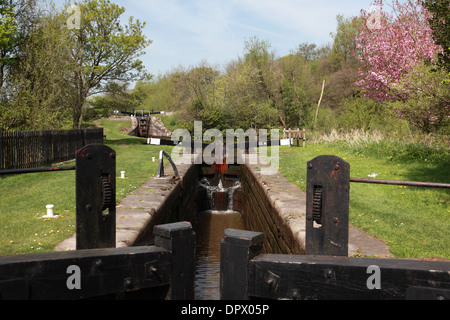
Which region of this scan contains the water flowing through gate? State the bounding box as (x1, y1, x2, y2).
(193, 163, 246, 300)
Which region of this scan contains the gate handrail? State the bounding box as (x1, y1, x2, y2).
(0, 165, 76, 175)
(350, 177, 450, 189)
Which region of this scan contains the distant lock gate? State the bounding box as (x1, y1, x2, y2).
(0, 145, 449, 300)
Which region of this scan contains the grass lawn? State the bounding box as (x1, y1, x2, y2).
(277, 141, 449, 259)
(0, 118, 173, 255)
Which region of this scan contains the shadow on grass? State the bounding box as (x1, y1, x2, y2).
(388, 148, 450, 185)
(404, 161, 450, 184)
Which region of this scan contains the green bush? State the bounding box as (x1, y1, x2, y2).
(337, 97, 388, 130)
(314, 107, 338, 133)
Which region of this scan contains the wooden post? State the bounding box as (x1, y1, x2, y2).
(313, 80, 325, 129)
(157, 150, 164, 177)
(154, 221, 195, 300)
(302, 128, 306, 148)
(220, 228, 264, 300)
(306, 155, 350, 256)
(76, 144, 116, 250)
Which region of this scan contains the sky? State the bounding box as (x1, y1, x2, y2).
(55, 0, 378, 77)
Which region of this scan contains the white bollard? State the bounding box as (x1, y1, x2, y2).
(152, 157, 156, 162)
(46, 204, 54, 217)
(120, 171, 125, 179)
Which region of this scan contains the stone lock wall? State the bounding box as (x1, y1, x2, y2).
(131, 163, 200, 246)
(240, 163, 306, 255)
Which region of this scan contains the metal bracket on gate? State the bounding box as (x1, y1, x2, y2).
(306, 155, 350, 256)
(76, 144, 116, 250)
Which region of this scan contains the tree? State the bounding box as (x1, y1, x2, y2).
(130, 80, 150, 110)
(338, 96, 388, 131)
(278, 53, 319, 128)
(0, 8, 75, 131)
(0, 0, 37, 90)
(241, 37, 283, 128)
(422, 0, 450, 72)
(68, 0, 151, 128)
(354, 0, 447, 134)
(329, 14, 362, 70)
(86, 82, 137, 120)
(243, 36, 273, 69)
(0, 0, 18, 89)
(324, 63, 360, 109)
(389, 61, 449, 133)
(297, 42, 326, 62)
(313, 15, 363, 111)
(166, 61, 226, 131)
(355, 0, 443, 102)
(131, 76, 177, 112)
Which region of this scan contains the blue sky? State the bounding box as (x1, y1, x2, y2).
(56, 0, 378, 76)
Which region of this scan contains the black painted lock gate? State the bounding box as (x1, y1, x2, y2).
(1, 148, 449, 300)
(220, 155, 450, 300)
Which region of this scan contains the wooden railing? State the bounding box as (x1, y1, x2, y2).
(283, 128, 306, 147)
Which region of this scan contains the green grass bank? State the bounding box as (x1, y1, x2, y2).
(0, 119, 172, 255)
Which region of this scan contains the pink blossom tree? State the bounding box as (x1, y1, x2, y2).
(355, 0, 443, 102)
(354, 0, 447, 133)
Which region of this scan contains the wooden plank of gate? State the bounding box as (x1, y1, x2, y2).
(247, 254, 450, 300)
(0, 246, 171, 300)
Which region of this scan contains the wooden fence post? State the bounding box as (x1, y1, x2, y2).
(220, 228, 264, 300)
(154, 221, 196, 300)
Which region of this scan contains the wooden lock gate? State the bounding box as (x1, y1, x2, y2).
(220, 155, 450, 300)
(0, 144, 195, 300)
